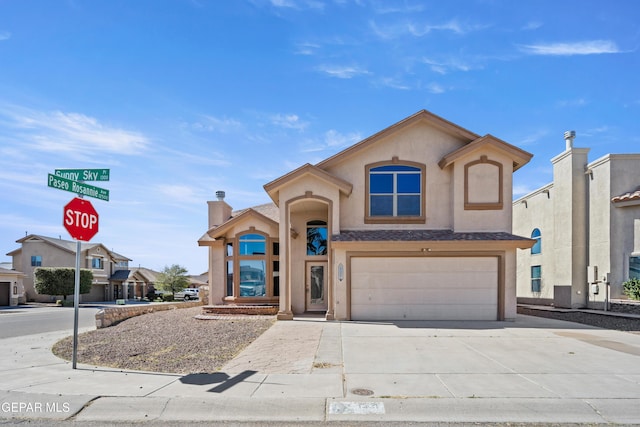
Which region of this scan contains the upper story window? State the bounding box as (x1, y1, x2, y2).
(307, 220, 327, 256)
(91, 257, 104, 269)
(116, 260, 128, 268)
(239, 233, 266, 255)
(31, 255, 42, 267)
(531, 228, 542, 255)
(366, 162, 424, 223)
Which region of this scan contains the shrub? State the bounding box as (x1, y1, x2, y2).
(623, 278, 640, 300)
(162, 294, 174, 302)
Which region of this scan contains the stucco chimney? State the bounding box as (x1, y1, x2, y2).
(564, 130, 576, 150)
(208, 190, 232, 229)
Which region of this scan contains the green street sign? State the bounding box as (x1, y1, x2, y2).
(54, 169, 110, 182)
(48, 174, 110, 201)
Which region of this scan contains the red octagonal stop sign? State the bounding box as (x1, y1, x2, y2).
(63, 197, 99, 241)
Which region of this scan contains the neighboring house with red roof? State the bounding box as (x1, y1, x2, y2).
(199, 110, 534, 321)
(513, 131, 640, 308)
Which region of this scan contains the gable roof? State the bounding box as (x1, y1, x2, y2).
(264, 163, 353, 205)
(316, 109, 480, 170)
(438, 134, 533, 171)
(11, 234, 132, 261)
(199, 204, 280, 243)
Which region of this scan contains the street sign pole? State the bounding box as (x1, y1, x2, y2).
(72, 239, 81, 369)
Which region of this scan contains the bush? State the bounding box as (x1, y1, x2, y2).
(162, 294, 174, 302)
(623, 278, 640, 300)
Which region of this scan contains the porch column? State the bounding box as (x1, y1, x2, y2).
(277, 203, 293, 320)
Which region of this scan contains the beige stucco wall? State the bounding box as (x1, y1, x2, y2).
(452, 147, 514, 233)
(514, 150, 640, 306)
(324, 121, 467, 230)
(513, 184, 556, 302)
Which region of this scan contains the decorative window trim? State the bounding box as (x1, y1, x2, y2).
(226, 230, 279, 301)
(364, 158, 426, 224)
(464, 155, 503, 210)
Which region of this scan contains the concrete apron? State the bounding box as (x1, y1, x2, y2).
(1, 315, 639, 424)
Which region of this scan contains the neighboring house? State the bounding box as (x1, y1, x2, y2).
(513, 131, 640, 309)
(199, 110, 534, 321)
(7, 234, 132, 303)
(0, 266, 25, 306)
(109, 267, 206, 300)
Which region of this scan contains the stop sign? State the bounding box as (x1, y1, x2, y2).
(63, 197, 99, 241)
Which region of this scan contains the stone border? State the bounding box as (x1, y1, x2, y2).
(202, 305, 279, 316)
(95, 301, 203, 329)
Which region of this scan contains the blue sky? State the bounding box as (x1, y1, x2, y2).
(1, 0, 639, 275)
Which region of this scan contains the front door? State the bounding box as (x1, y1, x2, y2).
(306, 262, 328, 312)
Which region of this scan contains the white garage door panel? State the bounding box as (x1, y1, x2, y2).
(350, 257, 498, 321)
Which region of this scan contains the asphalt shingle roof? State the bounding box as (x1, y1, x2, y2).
(332, 229, 532, 242)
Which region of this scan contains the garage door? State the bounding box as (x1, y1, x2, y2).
(0, 282, 9, 306)
(351, 257, 498, 321)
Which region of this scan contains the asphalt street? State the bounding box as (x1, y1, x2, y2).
(0, 305, 100, 338)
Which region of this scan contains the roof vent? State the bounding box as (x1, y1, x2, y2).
(215, 190, 226, 201)
(564, 130, 576, 150)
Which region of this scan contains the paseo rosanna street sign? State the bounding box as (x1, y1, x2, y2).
(47, 171, 110, 201)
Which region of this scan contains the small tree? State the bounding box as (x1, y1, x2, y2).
(34, 267, 93, 300)
(156, 264, 189, 297)
(623, 277, 640, 300)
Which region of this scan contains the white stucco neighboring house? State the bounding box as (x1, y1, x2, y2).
(200, 110, 534, 321)
(513, 131, 640, 308)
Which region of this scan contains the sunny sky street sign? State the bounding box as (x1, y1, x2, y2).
(48, 173, 110, 201)
(55, 168, 110, 182)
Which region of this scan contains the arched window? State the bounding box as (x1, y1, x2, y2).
(307, 220, 327, 256)
(237, 233, 267, 298)
(531, 228, 541, 255)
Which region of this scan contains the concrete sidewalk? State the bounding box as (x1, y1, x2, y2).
(1, 314, 640, 424)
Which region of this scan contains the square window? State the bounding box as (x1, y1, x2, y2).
(31, 255, 42, 267)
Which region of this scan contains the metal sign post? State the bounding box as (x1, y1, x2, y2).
(72, 240, 81, 369)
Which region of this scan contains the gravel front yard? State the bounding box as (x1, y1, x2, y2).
(52, 306, 275, 374)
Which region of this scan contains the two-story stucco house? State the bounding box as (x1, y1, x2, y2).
(7, 234, 132, 303)
(199, 110, 534, 321)
(513, 131, 640, 309)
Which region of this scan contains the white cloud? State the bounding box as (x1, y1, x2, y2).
(294, 42, 321, 55)
(269, 0, 324, 10)
(270, 113, 309, 130)
(556, 98, 588, 108)
(522, 21, 543, 31)
(316, 64, 369, 78)
(377, 76, 411, 90)
(299, 129, 361, 153)
(1, 105, 150, 155)
(426, 83, 445, 94)
(0, 31, 10, 41)
(371, 19, 488, 40)
(519, 40, 621, 56)
(190, 115, 242, 133)
(422, 57, 474, 74)
(516, 129, 549, 146)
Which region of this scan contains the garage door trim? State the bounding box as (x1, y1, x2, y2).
(345, 250, 505, 321)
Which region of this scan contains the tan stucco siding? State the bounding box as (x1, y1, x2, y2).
(452, 147, 514, 233)
(323, 121, 467, 230)
(513, 185, 556, 302)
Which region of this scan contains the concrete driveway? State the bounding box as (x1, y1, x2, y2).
(2, 313, 640, 424)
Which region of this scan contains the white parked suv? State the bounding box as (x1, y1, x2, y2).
(175, 288, 199, 301)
